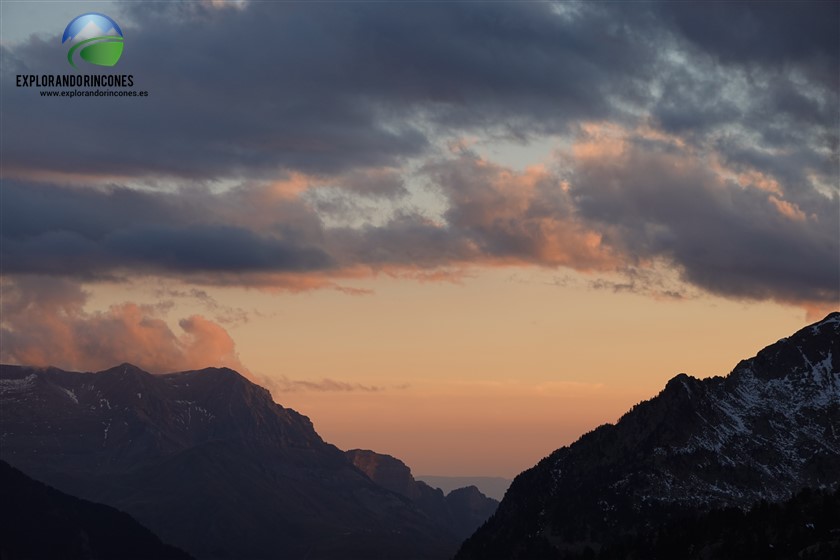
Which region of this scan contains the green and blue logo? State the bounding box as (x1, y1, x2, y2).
(62, 13, 123, 69)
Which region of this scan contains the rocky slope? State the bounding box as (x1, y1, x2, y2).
(0, 364, 460, 559)
(346, 449, 498, 539)
(456, 312, 840, 559)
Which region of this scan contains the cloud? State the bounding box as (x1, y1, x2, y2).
(0, 2, 837, 316)
(328, 168, 409, 199)
(1, 2, 660, 181)
(565, 124, 839, 306)
(268, 376, 386, 393)
(2, 131, 837, 312)
(0, 180, 332, 279)
(431, 155, 615, 269)
(2, 2, 834, 187)
(0, 276, 249, 375)
(0, 276, 393, 393)
(153, 287, 253, 325)
(551, 263, 697, 301)
(655, 1, 838, 89)
(319, 154, 618, 274)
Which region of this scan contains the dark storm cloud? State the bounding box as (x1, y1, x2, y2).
(0, 181, 332, 277)
(1, 2, 657, 179)
(568, 135, 839, 304)
(0, 2, 837, 309)
(713, 137, 836, 201)
(2, 2, 835, 183)
(331, 169, 408, 199)
(647, 56, 836, 180)
(3, 2, 836, 198)
(108, 224, 330, 271)
(1, 180, 178, 239)
(328, 212, 477, 269)
(1, 224, 332, 276)
(656, 1, 839, 89)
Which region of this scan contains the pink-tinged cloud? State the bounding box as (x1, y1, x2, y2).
(0, 276, 248, 376)
(267, 376, 387, 393)
(3, 134, 836, 317)
(429, 156, 618, 270)
(562, 123, 839, 310)
(0, 276, 411, 393)
(1, 0, 835, 319)
(0, 120, 836, 316)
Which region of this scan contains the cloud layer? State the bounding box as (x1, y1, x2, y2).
(0, 276, 247, 374)
(1, 2, 837, 368)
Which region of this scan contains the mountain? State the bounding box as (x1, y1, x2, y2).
(0, 460, 192, 560)
(445, 485, 501, 539)
(456, 312, 840, 559)
(564, 487, 840, 560)
(416, 475, 512, 501)
(0, 364, 461, 559)
(346, 449, 499, 539)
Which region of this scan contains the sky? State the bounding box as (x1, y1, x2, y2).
(1, 0, 838, 477)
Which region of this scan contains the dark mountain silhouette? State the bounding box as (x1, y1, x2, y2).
(457, 312, 840, 559)
(346, 449, 498, 539)
(566, 489, 840, 560)
(0, 460, 193, 560)
(0, 364, 461, 559)
(445, 485, 501, 539)
(416, 475, 511, 501)
(560, 487, 840, 560)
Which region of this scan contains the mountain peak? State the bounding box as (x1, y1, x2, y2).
(346, 449, 418, 497)
(663, 372, 699, 392)
(446, 485, 484, 499)
(162, 367, 275, 410)
(457, 317, 840, 559)
(795, 310, 839, 338)
(96, 363, 155, 378)
(820, 310, 839, 322)
(182, 366, 243, 378)
(0, 364, 464, 559)
(163, 366, 255, 387)
(730, 311, 838, 384)
(345, 448, 499, 540)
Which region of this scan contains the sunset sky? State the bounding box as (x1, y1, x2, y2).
(1, 1, 838, 477)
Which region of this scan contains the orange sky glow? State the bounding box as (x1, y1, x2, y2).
(81, 269, 814, 477)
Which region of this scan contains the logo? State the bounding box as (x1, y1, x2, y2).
(62, 13, 124, 69)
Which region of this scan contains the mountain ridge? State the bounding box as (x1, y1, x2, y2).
(346, 448, 498, 539)
(456, 312, 840, 559)
(415, 476, 511, 501)
(0, 362, 461, 559)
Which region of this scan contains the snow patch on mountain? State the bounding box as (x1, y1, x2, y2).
(0, 374, 38, 395)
